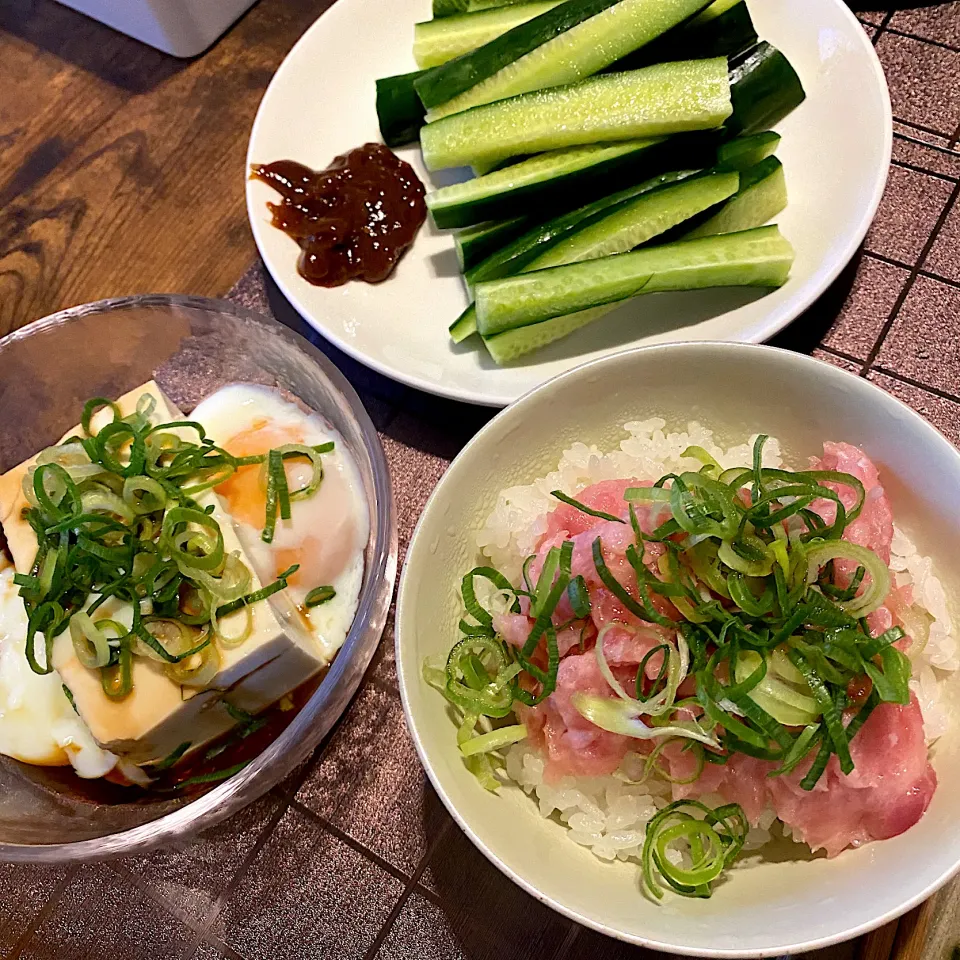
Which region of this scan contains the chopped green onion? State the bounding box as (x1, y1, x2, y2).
(305, 585, 336, 607)
(149, 741, 192, 771)
(550, 489, 624, 524)
(459, 724, 527, 757)
(216, 565, 300, 618)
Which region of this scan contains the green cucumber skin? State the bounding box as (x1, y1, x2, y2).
(376, 72, 426, 147)
(483, 305, 612, 362)
(378, 39, 802, 151)
(434, 0, 532, 16)
(534, 169, 739, 268)
(716, 130, 780, 170)
(421, 0, 712, 119)
(727, 42, 806, 137)
(450, 170, 688, 342)
(452, 167, 727, 342)
(415, 0, 627, 111)
(465, 168, 695, 286)
(615, 0, 757, 72)
(414, 1, 563, 69)
(455, 217, 533, 270)
(475, 225, 794, 334)
(686, 157, 787, 238)
(482, 157, 783, 359)
(428, 140, 667, 229)
(420, 59, 732, 172)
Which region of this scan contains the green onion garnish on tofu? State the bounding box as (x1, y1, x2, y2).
(16, 397, 332, 702)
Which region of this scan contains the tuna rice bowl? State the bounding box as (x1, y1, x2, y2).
(423, 420, 957, 900)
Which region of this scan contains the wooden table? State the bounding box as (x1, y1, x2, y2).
(1, 1, 960, 959)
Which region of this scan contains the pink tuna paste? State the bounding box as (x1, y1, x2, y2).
(498, 446, 936, 858)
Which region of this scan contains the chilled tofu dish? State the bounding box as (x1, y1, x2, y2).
(425, 422, 956, 900)
(0, 381, 368, 789)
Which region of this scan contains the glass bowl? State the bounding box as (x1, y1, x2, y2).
(0, 294, 397, 862)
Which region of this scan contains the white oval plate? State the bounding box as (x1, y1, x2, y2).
(246, 0, 891, 407)
(396, 343, 960, 956)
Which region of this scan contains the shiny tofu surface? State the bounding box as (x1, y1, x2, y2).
(0, 382, 329, 765)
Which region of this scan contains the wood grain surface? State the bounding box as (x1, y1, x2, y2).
(0, 0, 337, 338)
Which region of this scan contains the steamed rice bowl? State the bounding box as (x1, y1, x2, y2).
(427, 419, 957, 896)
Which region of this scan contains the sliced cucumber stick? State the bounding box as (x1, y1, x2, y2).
(427, 139, 662, 229)
(716, 131, 780, 170)
(419, 0, 711, 120)
(465, 169, 693, 286)
(483, 306, 612, 362)
(376, 71, 426, 148)
(616, 0, 757, 71)
(455, 217, 533, 271)
(686, 157, 787, 238)
(434, 0, 533, 16)
(475, 225, 794, 335)
(414, 1, 563, 69)
(421, 59, 732, 171)
(534, 170, 739, 268)
(727, 42, 806, 137)
(451, 170, 730, 342)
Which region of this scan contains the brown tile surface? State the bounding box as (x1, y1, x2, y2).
(857, 9, 887, 26)
(374, 893, 467, 960)
(116, 790, 283, 924)
(876, 31, 960, 136)
(892, 125, 960, 180)
(869, 371, 960, 446)
(417, 818, 573, 959)
(0, 863, 68, 955)
(812, 349, 864, 374)
(295, 679, 450, 878)
(865, 164, 955, 264)
(820, 255, 911, 359)
(16, 864, 191, 960)
(874, 275, 960, 390)
(923, 197, 960, 282)
(8, 7, 960, 959)
(209, 806, 405, 960)
(890, 3, 960, 47)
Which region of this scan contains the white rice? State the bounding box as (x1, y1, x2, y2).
(477, 419, 957, 864)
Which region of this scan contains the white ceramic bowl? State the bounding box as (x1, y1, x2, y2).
(396, 343, 960, 956)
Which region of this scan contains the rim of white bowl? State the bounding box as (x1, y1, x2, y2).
(245, 0, 893, 407)
(396, 341, 960, 957)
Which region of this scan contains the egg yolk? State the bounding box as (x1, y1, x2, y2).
(214, 419, 359, 588)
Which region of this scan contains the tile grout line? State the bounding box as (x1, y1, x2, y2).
(868, 365, 960, 406)
(890, 155, 959, 184)
(894, 128, 960, 162)
(861, 179, 960, 375)
(873, 11, 893, 45)
(882, 26, 960, 54)
(179, 788, 302, 958)
(359, 814, 455, 960)
(107, 858, 207, 931)
(893, 115, 959, 142)
(814, 344, 864, 369)
(289, 800, 416, 888)
(6, 866, 79, 960)
(866, 248, 960, 292)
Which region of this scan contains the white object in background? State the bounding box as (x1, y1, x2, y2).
(55, 0, 259, 57)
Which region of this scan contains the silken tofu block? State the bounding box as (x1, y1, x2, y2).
(0, 381, 329, 765)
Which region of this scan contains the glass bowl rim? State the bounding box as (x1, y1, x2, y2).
(0, 293, 398, 863)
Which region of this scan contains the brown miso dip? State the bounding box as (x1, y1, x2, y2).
(251, 143, 427, 287)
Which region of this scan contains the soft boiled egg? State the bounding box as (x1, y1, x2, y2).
(0, 563, 118, 778)
(191, 384, 369, 663)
